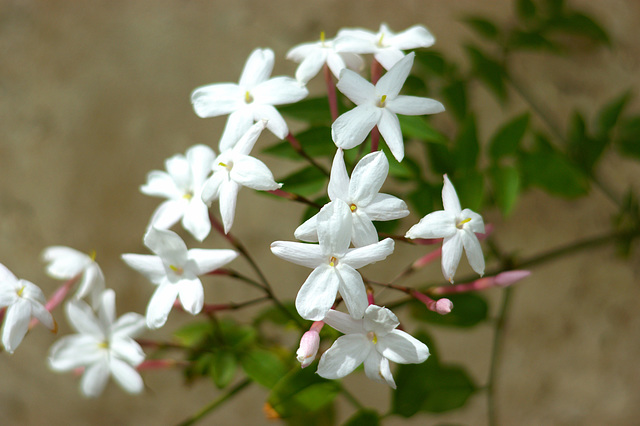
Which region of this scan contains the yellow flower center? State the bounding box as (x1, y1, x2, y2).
(169, 264, 184, 275)
(456, 218, 472, 229)
(329, 256, 338, 267)
(90, 249, 97, 262)
(350, 203, 357, 212)
(183, 192, 193, 200)
(367, 331, 378, 344)
(377, 33, 385, 48)
(244, 91, 254, 103)
(98, 341, 109, 349)
(377, 95, 387, 108)
(320, 31, 326, 47)
(218, 161, 233, 171)
(17, 285, 25, 297)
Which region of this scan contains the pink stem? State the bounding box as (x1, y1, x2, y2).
(411, 290, 452, 315)
(324, 63, 339, 122)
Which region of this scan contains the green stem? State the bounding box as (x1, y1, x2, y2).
(177, 378, 252, 426)
(487, 286, 513, 426)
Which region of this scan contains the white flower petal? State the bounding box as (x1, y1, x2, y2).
(140, 170, 181, 199)
(389, 25, 435, 50)
(364, 351, 396, 388)
(201, 172, 226, 206)
(230, 155, 281, 191)
(286, 42, 317, 62)
(323, 309, 365, 334)
(461, 229, 485, 276)
(110, 357, 144, 394)
(376, 52, 414, 98)
(219, 109, 255, 152)
(66, 299, 104, 337)
(364, 194, 409, 221)
(253, 76, 308, 105)
(351, 211, 379, 248)
(178, 278, 204, 315)
(232, 120, 267, 156)
(336, 68, 375, 105)
(252, 104, 289, 139)
(0, 263, 18, 283)
(462, 209, 485, 234)
(239, 48, 274, 88)
(111, 338, 146, 366)
(191, 83, 243, 118)
(405, 210, 457, 239)
(188, 248, 238, 276)
(144, 227, 188, 267)
(363, 305, 399, 336)
(48, 335, 103, 370)
(30, 297, 55, 330)
(378, 109, 404, 162)
(293, 214, 319, 242)
(375, 50, 406, 71)
(442, 175, 462, 214)
(442, 232, 463, 283)
(182, 199, 211, 242)
(219, 179, 241, 234)
(2, 300, 31, 353)
(165, 155, 191, 192)
(295, 266, 340, 321)
(270, 241, 324, 269)
(41, 246, 89, 279)
(121, 254, 166, 285)
(350, 151, 388, 206)
(112, 313, 147, 340)
(317, 200, 352, 258)
(342, 238, 394, 270)
(336, 266, 368, 319)
(328, 149, 350, 201)
(317, 334, 370, 379)
(148, 199, 187, 230)
(186, 144, 216, 189)
(387, 95, 445, 116)
(75, 263, 105, 303)
(325, 51, 347, 80)
(81, 361, 110, 398)
(332, 105, 381, 150)
(146, 283, 179, 329)
(378, 329, 430, 364)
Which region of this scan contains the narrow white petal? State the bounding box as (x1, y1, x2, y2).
(378, 109, 404, 162)
(144, 227, 188, 267)
(442, 232, 464, 283)
(188, 248, 238, 276)
(461, 230, 485, 276)
(186, 144, 216, 188)
(317, 334, 371, 379)
(182, 199, 211, 242)
(2, 301, 30, 353)
(111, 338, 146, 366)
(389, 25, 435, 50)
(404, 210, 457, 239)
(328, 149, 350, 202)
(442, 175, 462, 214)
(148, 199, 187, 230)
(461, 209, 485, 234)
(376, 52, 414, 98)
(379, 329, 430, 364)
(375, 50, 406, 71)
(146, 283, 179, 329)
(332, 105, 381, 150)
(219, 109, 254, 152)
(48, 335, 103, 370)
(387, 96, 445, 116)
(336, 69, 375, 105)
(363, 305, 399, 336)
(253, 76, 308, 105)
(270, 241, 324, 269)
(365, 194, 409, 221)
(41, 246, 89, 279)
(295, 266, 340, 321)
(81, 361, 110, 398)
(165, 155, 191, 192)
(232, 120, 267, 156)
(295, 51, 326, 83)
(323, 309, 365, 334)
(110, 357, 144, 394)
(230, 156, 281, 191)
(201, 172, 226, 206)
(252, 104, 289, 139)
(112, 313, 147, 340)
(190, 83, 243, 118)
(239, 48, 274, 88)
(294, 214, 319, 242)
(286, 43, 318, 62)
(178, 278, 204, 315)
(20, 280, 47, 304)
(66, 299, 104, 337)
(0, 263, 18, 285)
(350, 151, 388, 206)
(363, 350, 395, 387)
(325, 51, 347, 80)
(317, 200, 352, 257)
(337, 52, 364, 74)
(336, 266, 368, 319)
(75, 263, 105, 302)
(30, 299, 55, 330)
(121, 254, 166, 285)
(342, 238, 394, 270)
(140, 171, 181, 199)
(219, 180, 241, 234)
(350, 211, 379, 248)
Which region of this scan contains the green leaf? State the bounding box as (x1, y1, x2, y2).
(398, 115, 448, 145)
(209, 350, 237, 389)
(278, 97, 333, 125)
(254, 302, 300, 327)
(384, 148, 422, 180)
(490, 165, 520, 216)
(241, 348, 287, 388)
(263, 126, 335, 160)
(403, 74, 427, 96)
(454, 115, 479, 170)
(616, 116, 640, 159)
(453, 171, 484, 212)
(442, 79, 468, 121)
(507, 30, 559, 51)
(520, 148, 589, 197)
(465, 45, 508, 101)
(343, 410, 380, 426)
(410, 293, 489, 328)
(596, 91, 632, 140)
(393, 360, 476, 416)
(489, 113, 530, 160)
(408, 182, 436, 217)
(268, 367, 341, 418)
(546, 13, 610, 45)
(463, 17, 499, 39)
(280, 166, 327, 197)
(542, 0, 565, 16)
(426, 143, 455, 175)
(173, 322, 212, 347)
(516, 0, 536, 20)
(415, 51, 447, 76)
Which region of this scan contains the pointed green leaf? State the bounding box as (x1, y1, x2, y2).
(408, 182, 436, 217)
(415, 51, 447, 76)
(463, 17, 499, 40)
(489, 113, 530, 160)
(490, 165, 520, 216)
(399, 115, 448, 145)
(427, 143, 455, 175)
(597, 91, 632, 140)
(453, 171, 484, 212)
(442, 79, 468, 121)
(547, 13, 610, 45)
(209, 350, 237, 389)
(616, 116, 640, 160)
(278, 97, 333, 125)
(465, 45, 508, 101)
(240, 348, 287, 389)
(507, 30, 559, 52)
(268, 367, 341, 418)
(520, 149, 589, 197)
(280, 166, 327, 197)
(454, 115, 479, 170)
(263, 126, 335, 160)
(343, 410, 380, 426)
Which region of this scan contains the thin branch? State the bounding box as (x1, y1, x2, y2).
(177, 378, 252, 426)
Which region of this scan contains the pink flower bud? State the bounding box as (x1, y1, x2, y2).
(296, 330, 320, 368)
(494, 270, 531, 287)
(434, 298, 453, 315)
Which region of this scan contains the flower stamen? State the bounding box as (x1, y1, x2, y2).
(320, 31, 326, 47)
(183, 192, 193, 200)
(17, 285, 25, 297)
(329, 256, 338, 267)
(377, 33, 385, 47)
(244, 91, 254, 103)
(169, 264, 184, 275)
(377, 95, 387, 108)
(456, 218, 472, 229)
(90, 249, 97, 262)
(367, 331, 378, 344)
(350, 203, 357, 212)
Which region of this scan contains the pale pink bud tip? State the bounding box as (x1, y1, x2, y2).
(296, 330, 320, 368)
(435, 298, 453, 315)
(495, 270, 531, 287)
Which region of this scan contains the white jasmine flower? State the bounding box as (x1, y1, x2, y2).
(121, 227, 238, 329)
(0, 263, 56, 353)
(42, 246, 106, 307)
(140, 144, 214, 242)
(317, 305, 429, 388)
(191, 48, 309, 151)
(201, 120, 282, 234)
(48, 289, 146, 397)
(296, 149, 409, 247)
(286, 31, 364, 84)
(405, 174, 485, 282)
(335, 23, 435, 70)
(271, 200, 394, 321)
(331, 52, 444, 161)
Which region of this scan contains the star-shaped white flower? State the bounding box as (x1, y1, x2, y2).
(191, 48, 309, 151)
(121, 227, 238, 329)
(48, 289, 147, 397)
(42, 246, 106, 307)
(295, 149, 409, 247)
(140, 144, 214, 242)
(405, 174, 485, 282)
(0, 263, 56, 353)
(201, 120, 282, 234)
(335, 23, 435, 70)
(331, 52, 444, 162)
(317, 305, 429, 388)
(286, 31, 364, 84)
(271, 200, 394, 321)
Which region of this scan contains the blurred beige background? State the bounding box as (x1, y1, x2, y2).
(1, 0, 639, 425)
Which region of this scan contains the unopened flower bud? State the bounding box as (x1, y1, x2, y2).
(296, 330, 320, 368)
(494, 270, 531, 287)
(434, 298, 453, 315)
